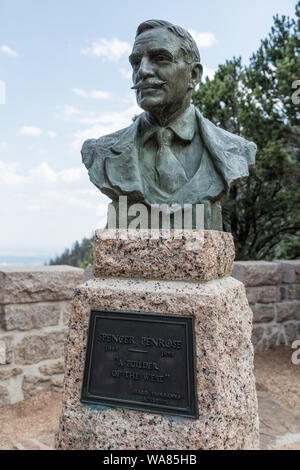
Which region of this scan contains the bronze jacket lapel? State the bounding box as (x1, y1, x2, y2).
(196, 109, 256, 191)
(105, 119, 144, 200)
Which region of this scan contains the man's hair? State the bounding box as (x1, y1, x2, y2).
(136, 19, 200, 64)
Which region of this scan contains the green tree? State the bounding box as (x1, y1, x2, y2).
(48, 237, 93, 268)
(193, 2, 300, 260)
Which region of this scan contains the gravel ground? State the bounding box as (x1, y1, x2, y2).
(0, 391, 61, 449)
(254, 346, 300, 414)
(0, 346, 299, 450)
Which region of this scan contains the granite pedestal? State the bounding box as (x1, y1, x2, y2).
(56, 230, 259, 450)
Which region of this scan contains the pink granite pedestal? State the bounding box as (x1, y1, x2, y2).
(56, 230, 259, 450)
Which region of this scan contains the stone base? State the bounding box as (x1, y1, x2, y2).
(56, 275, 259, 450)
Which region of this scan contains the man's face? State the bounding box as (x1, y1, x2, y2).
(129, 28, 193, 114)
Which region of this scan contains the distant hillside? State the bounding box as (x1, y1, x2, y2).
(48, 237, 93, 268)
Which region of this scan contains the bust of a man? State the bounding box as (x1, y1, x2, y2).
(82, 19, 256, 230)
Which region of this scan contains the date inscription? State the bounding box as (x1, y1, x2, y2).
(81, 310, 197, 418)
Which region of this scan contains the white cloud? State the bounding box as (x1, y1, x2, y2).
(20, 126, 43, 136)
(202, 66, 216, 81)
(0, 160, 90, 189)
(47, 131, 57, 138)
(72, 101, 142, 151)
(29, 163, 58, 183)
(0, 161, 25, 186)
(63, 104, 81, 119)
(0, 158, 109, 251)
(72, 88, 112, 100)
(59, 167, 86, 183)
(119, 68, 132, 80)
(188, 30, 217, 49)
(0, 141, 9, 150)
(81, 37, 132, 61)
(0, 45, 18, 57)
(20, 126, 57, 137)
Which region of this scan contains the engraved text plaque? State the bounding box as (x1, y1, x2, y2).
(81, 310, 198, 418)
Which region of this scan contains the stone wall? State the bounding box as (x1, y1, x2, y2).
(0, 266, 84, 407)
(0, 260, 299, 407)
(232, 260, 300, 351)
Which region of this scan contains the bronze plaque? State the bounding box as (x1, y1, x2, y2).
(81, 310, 198, 418)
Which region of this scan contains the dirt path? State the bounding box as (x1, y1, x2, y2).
(0, 346, 299, 450)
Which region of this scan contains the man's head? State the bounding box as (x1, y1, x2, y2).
(130, 20, 203, 123)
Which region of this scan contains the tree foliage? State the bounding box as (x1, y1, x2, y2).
(193, 2, 300, 260)
(48, 237, 93, 268)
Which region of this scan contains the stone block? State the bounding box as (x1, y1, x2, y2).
(22, 373, 64, 399)
(0, 384, 10, 407)
(0, 266, 84, 304)
(0, 336, 13, 364)
(0, 302, 62, 331)
(0, 367, 22, 381)
(51, 375, 64, 388)
(276, 301, 300, 323)
(39, 361, 64, 376)
(284, 323, 298, 345)
(246, 286, 281, 304)
(0, 341, 5, 364)
(93, 229, 235, 282)
(22, 375, 52, 399)
(232, 261, 281, 287)
(267, 331, 279, 349)
(251, 326, 265, 347)
(84, 264, 93, 282)
(251, 304, 275, 323)
(15, 330, 68, 365)
(62, 303, 73, 326)
(56, 275, 259, 450)
(275, 260, 300, 284)
(286, 284, 300, 301)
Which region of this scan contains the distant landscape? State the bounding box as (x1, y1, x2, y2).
(0, 255, 52, 267)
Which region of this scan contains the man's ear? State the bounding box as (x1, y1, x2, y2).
(190, 63, 203, 89)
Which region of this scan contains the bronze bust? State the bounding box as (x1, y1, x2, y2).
(82, 20, 256, 230)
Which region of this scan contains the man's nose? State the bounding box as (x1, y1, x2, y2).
(137, 57, 154, 79)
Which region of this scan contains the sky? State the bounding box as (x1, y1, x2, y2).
(0, 0, 297, 258)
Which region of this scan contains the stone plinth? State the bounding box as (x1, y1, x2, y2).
(56, 231, 259, 450)
(93, 229, 234, 281)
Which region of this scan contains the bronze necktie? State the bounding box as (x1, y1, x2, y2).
(155, 128, 188, 194)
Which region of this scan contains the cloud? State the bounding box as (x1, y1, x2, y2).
(188, 30, 217, 49)
(47, 131, 57, 138)
(71, 101, 142, 151)
(20, 126, 57, 137)
(202, 66, 216, 81)
(0, 45, 18, 57)
(119, 68, 132, 80)
(81, 37, 132, 61)
(63, 104, 81, 119)
(0, 141, 9, 150)
(0, 161, 86, 188)
(0, 159, 107, 207)
(20, 126, 43, 136)
(0, 158, 109, 249)
(72, 88, 112, 100)
(0, 161, 25, 186)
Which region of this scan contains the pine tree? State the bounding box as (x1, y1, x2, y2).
(193, 2, 300, 260)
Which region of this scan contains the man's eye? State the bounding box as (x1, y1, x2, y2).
(130, 59, 140, 69)
(155, 55, 169, 62)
